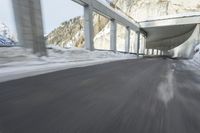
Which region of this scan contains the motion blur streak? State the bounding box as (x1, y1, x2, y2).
(157, 65, 176, 104)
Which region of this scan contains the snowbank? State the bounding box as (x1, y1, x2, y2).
(183, 44, 200, 70)
(192, 44, 200, 65)
(0, 45, 136, 82)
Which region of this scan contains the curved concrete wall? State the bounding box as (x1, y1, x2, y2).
(147, 27, 195, 50)
(170, 24, 200, 58)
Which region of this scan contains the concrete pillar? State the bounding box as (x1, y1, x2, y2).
(156, 49, 159, 55)
(152, 49, 154, 55)
(110, 19, 117, 52)
(137, 32, 140, 57)
(143, 37, 146, 54)
(147, 49, 149, 55)
(161, 51, 164, 55)
(145, 49, 148, 55)
(12, 0, 47, 56)
(134, 34, 137, 53)
(125, 27, 130, 53)
(84, 5, 94, 51)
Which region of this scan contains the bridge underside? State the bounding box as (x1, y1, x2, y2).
(140, 14, 200, 51)
(143, 24, 196, 50)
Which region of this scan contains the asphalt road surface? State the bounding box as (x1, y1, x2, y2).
(0, 58, 200, 133)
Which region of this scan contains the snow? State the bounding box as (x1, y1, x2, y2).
(183, 44, 200, 71)
(0, 45, 136, 83)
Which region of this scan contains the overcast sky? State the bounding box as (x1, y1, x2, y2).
(0, 0, 83, 34)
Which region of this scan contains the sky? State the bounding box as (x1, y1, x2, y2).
(0, 0, 83, 34)
(41, 0, 83, 34)
(0, 0, 15, 32)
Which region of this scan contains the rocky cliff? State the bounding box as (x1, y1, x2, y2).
(113, 0, 200, 21)
(46, 13, 109, 48)
(46, 17, 84, 48)
(47, 0, 200, 50)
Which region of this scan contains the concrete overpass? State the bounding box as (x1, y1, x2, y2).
(11, 0, 200, 58)
(139, 14, 200, 56)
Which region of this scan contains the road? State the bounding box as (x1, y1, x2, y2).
(0, 58, 200, 133)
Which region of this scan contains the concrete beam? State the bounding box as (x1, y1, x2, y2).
(125, 27, 130, 53)
(140, 13, 200, 28)
(110, 19, 117, 52)
(72, 0, 140, 32)
(12, 0, 47, 56)
(84, 5, 94, 50)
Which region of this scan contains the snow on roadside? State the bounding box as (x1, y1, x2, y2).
(0, 45, 136, 82)
(183, 44, 200, 70)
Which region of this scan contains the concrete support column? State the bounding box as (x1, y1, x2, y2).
(84, 4, 94, 51)
(145, 49, 148, 55)
(147, 49, 149, 55)
(152, 49, 154, 55)
(136, 32, 140, 57)
(156, 49, 159, 55)
(110, 19, 117, 52)
(125, 27, 130, 53)
(143, 37, 147, 55)
(161, 51, 164, 55)
(12, 0, 47, 56)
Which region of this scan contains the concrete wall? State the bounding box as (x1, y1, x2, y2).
(170, 24, 200, 58)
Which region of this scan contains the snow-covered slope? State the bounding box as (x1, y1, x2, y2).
(184, 44, 200, 70)
(194, 44, 200, 56)
(191, 44, 200, 67)
(0, 46, 136, 82)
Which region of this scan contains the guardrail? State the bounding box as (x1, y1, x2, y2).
(72, 0, 146, 57)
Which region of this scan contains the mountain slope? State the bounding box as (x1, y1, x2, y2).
(46, 14, 109, 48)
(46, 17, 84, 48)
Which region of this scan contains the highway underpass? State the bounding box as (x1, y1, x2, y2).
(140, 14, 200, 57)
(0, 58, 200, 133)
